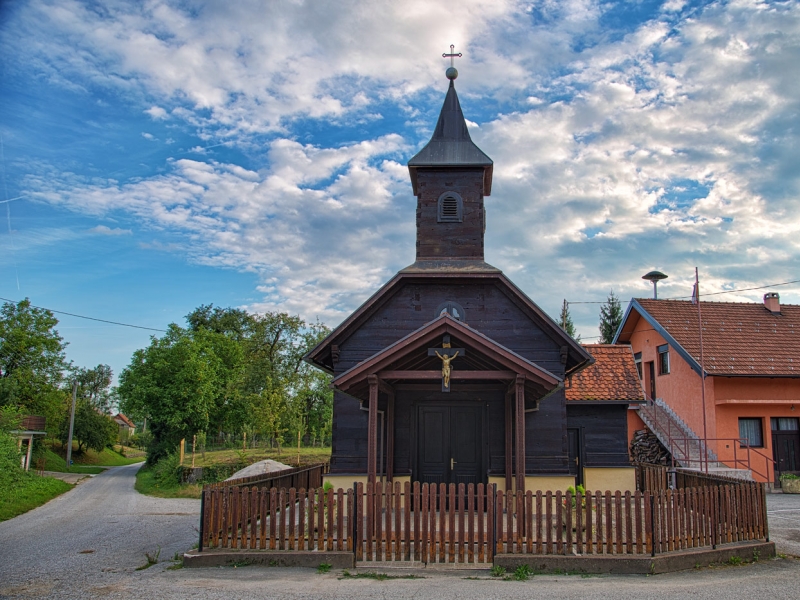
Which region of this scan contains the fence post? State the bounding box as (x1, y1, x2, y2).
(649, 492, 656, 558)
(198, 490, 205, 552)
(762, 483, 770, 542)
(352, 481, 358, 562)
(711, 486, 718, 550)
(490, 484, 497, 561)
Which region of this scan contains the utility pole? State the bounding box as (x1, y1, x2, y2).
(65, 380, 78, 469)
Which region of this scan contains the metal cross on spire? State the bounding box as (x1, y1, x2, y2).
(443, 44, 462, 80)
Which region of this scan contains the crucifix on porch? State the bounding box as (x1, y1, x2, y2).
(428, 335, 466, 392)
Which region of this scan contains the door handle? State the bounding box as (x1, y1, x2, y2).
(451, 458, 457, 470)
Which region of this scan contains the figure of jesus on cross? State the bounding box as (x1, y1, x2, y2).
(428, 335, 466, 392)
(435, 349, 459, 388)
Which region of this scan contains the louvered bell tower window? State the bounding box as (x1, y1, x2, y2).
(437, 191, 463, 223)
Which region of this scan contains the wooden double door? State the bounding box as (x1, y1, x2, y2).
(417, 402, 484, 486)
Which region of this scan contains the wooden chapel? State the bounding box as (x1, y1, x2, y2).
(305, 60, 638, 494)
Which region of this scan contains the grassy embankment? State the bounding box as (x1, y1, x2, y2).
(0, 475, 73, 522)
(43, 442, 144, 474)
(135, 446, 332, 500)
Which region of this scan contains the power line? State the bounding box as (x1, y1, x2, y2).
(567, 278, 800, 305)
(0, 296, 167, 332)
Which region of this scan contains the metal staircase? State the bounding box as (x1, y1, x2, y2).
(636, 399, 754, 481)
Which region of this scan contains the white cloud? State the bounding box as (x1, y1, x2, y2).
(145, 106, 169, 120)
(141, 132, 156, 141)
(89, 225, 132, 236)
(28, 134, 411, 322)
(10, 0, 800, 340)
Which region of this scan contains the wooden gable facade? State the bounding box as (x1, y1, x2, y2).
(306, 73, 637, 493)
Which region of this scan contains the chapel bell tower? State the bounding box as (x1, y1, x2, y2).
(407, 50, 494, 264)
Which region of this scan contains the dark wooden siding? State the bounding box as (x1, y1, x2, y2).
(566, 404, 631, 468)
(329, 279, 572, 475)
(415, 168, 485, 261)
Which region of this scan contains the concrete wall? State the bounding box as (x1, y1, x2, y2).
(583, 467, 636, 493)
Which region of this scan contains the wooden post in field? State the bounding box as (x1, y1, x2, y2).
(179, 438, 185, 465)
(243, 432, 247, 451)
(297, 430, 301, 467)
(192, 434, 197, 468)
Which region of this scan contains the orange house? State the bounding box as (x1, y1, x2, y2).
(615, 293, 800, 485)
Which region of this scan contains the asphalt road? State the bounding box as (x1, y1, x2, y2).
(0, 465, 798, 599)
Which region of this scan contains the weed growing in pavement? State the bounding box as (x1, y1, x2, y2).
(777, 553, 787, 560)
(166, 563, 184, 570)
(752, 550, 760, 562)
(513, 565, 533, 581)
(727, 556, 743, 566)
(136, 547, 161, 571)
(317, 563, 332, 574)
(490, 565, 506, 577)
(229, 559, 253, 568)
(339, 570, 423, 581)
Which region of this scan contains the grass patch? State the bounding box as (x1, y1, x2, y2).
(339, 569, 424, 581)
(193, 446, 331, 470)
(0, 475, 73, 522)
(43, 444, 142, 472)
(317, 563, 332, 574)
(134, 464, 202, 499)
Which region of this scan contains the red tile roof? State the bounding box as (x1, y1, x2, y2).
(114, 413, 135, 428)
(635, 299, 800, 376)
(565, 344, 645, 402)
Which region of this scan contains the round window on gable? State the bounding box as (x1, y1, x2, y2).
(436, 301, 465, 321)
(437, 192, 463, 223)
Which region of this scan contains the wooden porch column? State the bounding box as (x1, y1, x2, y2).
(504, 388, 513, 492)
(386, 387, 395, 482)
(515, 375, 526, 494)
(367, 375, 378, 486)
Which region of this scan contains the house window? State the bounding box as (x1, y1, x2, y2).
(657, 344, 670, 375)
(739, 418, 763, 447)
(437, 192, 463, 223)
(634, 352, 642, 379)
(771, 417, 799, 431)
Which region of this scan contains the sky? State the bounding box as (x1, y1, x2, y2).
(1, 0, 799, 383)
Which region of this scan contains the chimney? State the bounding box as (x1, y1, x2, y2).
(764, 292, 781, 314)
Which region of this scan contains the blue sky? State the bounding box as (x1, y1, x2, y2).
(1, 0, 799, 382)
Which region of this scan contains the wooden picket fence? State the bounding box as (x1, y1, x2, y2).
(202, 462, 329, 491)
(199, 480, 768, 562)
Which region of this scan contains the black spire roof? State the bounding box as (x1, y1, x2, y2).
(407, 80, 494, 196)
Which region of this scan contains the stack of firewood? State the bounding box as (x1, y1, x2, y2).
(629, 429, 671, 465)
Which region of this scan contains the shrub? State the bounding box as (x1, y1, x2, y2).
(0, 431, 25, 489)
(152, 452, 182, 487)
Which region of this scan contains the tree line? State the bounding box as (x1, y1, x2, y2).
(118, 305, 332, 464)
(0, 299, 118, 455)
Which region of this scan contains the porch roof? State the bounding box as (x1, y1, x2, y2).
(332, 313, 561, 400)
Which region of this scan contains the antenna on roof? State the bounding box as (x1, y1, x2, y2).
(642, 270, 668, 299)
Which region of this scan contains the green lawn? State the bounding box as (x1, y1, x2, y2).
(135, 465, 203, 499)
(0, 475, 73, 522)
